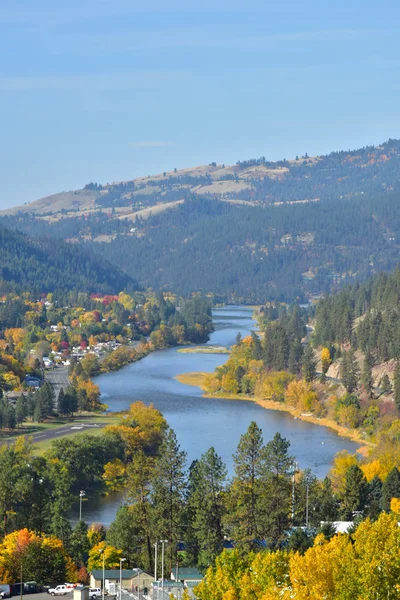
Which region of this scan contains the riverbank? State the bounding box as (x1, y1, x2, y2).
(176, 372, 370, 454)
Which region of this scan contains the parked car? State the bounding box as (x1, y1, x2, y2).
(89, 589, 101, 599)
(47, 585, 69, 596)
(0, 585, 11, 598)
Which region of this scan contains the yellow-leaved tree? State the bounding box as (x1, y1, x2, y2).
(87, 541, 122, 571)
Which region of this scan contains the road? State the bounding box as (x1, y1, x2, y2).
(1, 419, 109, 448)
(45, 366, 70, 408)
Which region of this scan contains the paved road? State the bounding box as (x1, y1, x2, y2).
(1, 420, 108, 448)
(19, 593, 73, 600)
(45, 366, 70, 408)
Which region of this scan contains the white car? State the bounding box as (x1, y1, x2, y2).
(48, 585, 69, 596)
(89, 589, 102, 599)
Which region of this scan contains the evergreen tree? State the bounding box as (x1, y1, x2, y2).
(360, 352, 373, 395)
(58, 388, 68, 416)
(26, 391, 35, 420)
(5, 405, 16, 430)
(107, 505, 141, 567)
(152, 428, 187, 573)
(366, 476, 383, 520)
(288, 339, 303, 375)
(65, 385, 79, 415)
(394, 362, 400, 410)
(16, 394, 27, 427)
(302, 344, 317, 383)
(226, 422, 265, 548)
(187, 447, 227, 571)
(341, 349, 359, 393)
(69, 520, 90, 567)
(380, 373, 392, 395)
(262, 433, 293, 539)
(250, 331, 263, 361)
(340, 464, 368, 520)
(40, 382, 55, 415)
(381, 467, 400, 512)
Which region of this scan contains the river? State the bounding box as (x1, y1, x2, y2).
(79, 306, 358, 525)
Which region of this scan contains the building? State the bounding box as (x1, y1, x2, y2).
(170, 567, 204, 588)
(89, 569, 153, 593)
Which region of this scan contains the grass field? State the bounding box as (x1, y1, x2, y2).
(177, 346, 229, 354)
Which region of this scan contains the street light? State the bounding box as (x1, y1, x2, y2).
(159, 540, 168, 592)
(79, 490, 86, 521)
(98, 548, 105, 600)
(153, 542, 158, 599)
(119, 558, 126, 600)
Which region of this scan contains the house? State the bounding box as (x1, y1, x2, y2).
(170, 567, 204, 588)
(89, 569, 153, 593)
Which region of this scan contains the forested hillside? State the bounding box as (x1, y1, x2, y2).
(0, 223, 136, 295)
(3, 139, 400, 301)
(314, 265, 400, 363)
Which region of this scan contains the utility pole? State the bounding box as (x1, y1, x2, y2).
(79, 490, 86, 521)
(154, 542, 158, 599)
(306, 484, 309, 529)
(291, 461, 297, 521)
(119, 558, 126, 600)
(160, 540, 168, 593)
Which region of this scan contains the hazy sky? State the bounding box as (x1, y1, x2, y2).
(1, 0, 400, 208)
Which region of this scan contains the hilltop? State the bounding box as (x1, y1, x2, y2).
(2, 138, 400, 302)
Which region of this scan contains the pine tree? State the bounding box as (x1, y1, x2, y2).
(341, 349, 359, 393)
(380, 373, 392, 395)
(65, 385, 78, 415)
(152, 428, 187, 573)
(288, 339, 303, 375)
(262, 433, 293, 539)
(361, 352, 373, 395)
(381, 467, 400, 512)
(5, 405, 16, 430)
(302, 344, 317, 383)
(340, 464, 368, 520)
(394, 362, 400, 410)
(58, 388, 68, 416)
(26, 391, 35, 420)
(107, 505, 141, 567)
(40, 382, 55, 416)
(187, 447, 227, 571)
(366, 476, 382, 520)
(226, 421, 265, 547)
(15, 394, 27, 427)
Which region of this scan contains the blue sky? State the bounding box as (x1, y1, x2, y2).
(1, 0, 400, 208)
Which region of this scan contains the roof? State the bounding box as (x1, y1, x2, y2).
(172, 568, 203, 581)
(90, 569, 148, 580)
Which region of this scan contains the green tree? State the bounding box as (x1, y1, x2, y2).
(225, 422, 265, 548)
(107, 505, 141, 567)
(380, 373, 392, 395)
(69, 520, 90, 567)
(394, 361, 400, 410)
(58, 388, 68, 416)
(381, 467, 400, 512)
(340, 464, 368, 520)
(15, 394, 27, 427)
(152, 428, 187, 573)
(360, 351, 373, 395)
(302, 344, 316, 383)
(262, 433, 293, 540)
(187, 447, 227, 570)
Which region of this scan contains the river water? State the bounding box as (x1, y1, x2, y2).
(80, 306, 358, 525)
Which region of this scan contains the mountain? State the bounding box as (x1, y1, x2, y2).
(2, 138, 400, 302)
(0, 223, 137, 295)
